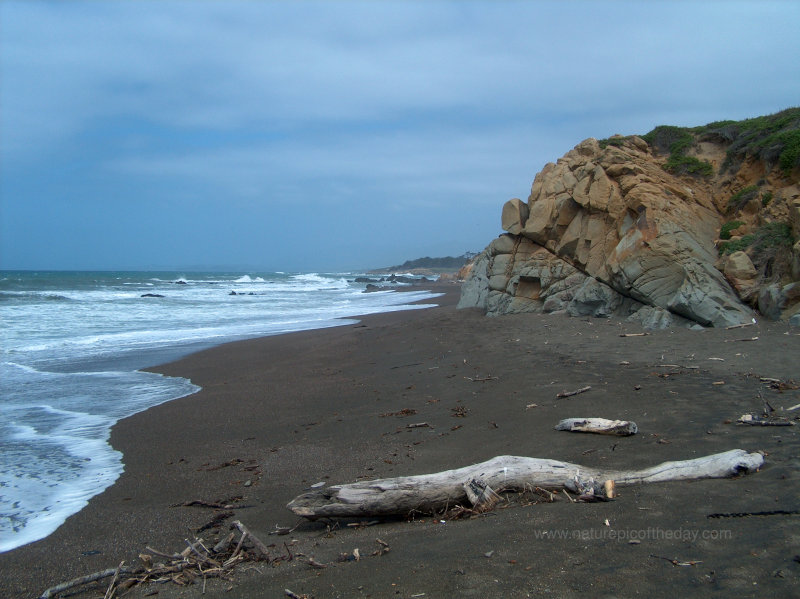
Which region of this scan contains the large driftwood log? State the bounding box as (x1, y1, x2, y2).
(555, 417, 638, 436)
(287, 450, 763, 519)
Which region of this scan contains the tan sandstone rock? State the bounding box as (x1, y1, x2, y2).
(501, 198, 529, 235)
(461, 126, 800, 326)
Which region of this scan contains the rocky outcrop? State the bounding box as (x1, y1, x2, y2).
(460, 110, 800, 327)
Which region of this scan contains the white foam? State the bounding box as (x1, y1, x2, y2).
(2, 361, 43, 375)
(291, 273, 351, 290)
(0, 371, 199, 552)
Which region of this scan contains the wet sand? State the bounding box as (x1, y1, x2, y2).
(2, 283, 799, 598)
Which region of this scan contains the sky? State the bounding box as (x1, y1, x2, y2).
(1, 1, 799, 272)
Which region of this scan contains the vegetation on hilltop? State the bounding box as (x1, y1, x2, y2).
(641, 126, 714, 176)
(599, 107, 800, 177)
(384, 253, 475, 271)
(697, 107, 800, 174)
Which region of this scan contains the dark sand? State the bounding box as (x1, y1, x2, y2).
(2, 283, 799, 598)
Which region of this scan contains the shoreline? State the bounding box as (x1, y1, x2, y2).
(2, 284, 799, 598)
(0, 279, 447, 556)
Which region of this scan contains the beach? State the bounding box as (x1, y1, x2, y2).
(2, 282, 799, 598)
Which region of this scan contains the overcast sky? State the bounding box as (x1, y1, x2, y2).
(1, 1, 798, 272)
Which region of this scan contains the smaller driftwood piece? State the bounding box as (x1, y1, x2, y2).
(555, 417, 638, 436)
(287, 450, 764, 519)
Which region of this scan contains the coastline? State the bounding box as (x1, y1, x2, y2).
(2, 283, 799, 598)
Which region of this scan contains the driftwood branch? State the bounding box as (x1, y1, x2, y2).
(737, 414, 794, 426)
(232, 520, 271, 558)
(287, 450, 764, 519)
(555, 418, 638, 436)
(556, 385, 592, 399)
(40, 567, 138, 599)
(725, 321, 756, 330)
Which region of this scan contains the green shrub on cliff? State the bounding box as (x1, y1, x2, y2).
(641, 126, 692, 154)
(718, 221, 794, 255)
(642, 125, 713, 177)
(718, 235, 755, 255)
(726, 185, 760, 212)
(664, 154, 714, 176)
(756, 222, 794, 249)
(720, 220, 744, 240)
(598, 136, 629, 149)
(777, 129, 800, 174)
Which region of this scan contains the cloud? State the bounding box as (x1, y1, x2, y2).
(2, 0, 799, 270)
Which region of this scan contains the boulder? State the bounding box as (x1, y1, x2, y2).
(501, 198, 529, 235)
(758, 284, 784, 320)
(457, 249, 491, 309)
(754, 282, 800, 320)
(722, 251, 757, 280)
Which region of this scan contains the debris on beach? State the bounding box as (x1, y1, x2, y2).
(737, 413, 794, 426)
(760, 377, 799, 391)
(556, 385, 592, 399)
(464, 374, 499, 382)
(649, 554, 702, 567)
(39, 520, 288, 599)
(381, 408, 418, 417)
(373, 538, 391, 556)
(555, 417, 639, 436)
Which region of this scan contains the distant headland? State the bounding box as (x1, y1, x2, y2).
(368, 253, 476, 276)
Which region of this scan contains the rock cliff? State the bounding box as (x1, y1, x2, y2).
(459, 109, 800, 328)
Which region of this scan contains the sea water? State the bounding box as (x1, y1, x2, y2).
(0, 270, 441, 552)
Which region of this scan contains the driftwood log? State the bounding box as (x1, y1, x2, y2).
(287, 450, 763, 519)
(555, 417, 638, 436)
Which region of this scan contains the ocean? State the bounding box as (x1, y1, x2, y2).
(0, 270, 442, 552)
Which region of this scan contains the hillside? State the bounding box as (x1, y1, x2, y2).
(369, 254, 474, 275)
(459, 108, 800, 328)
